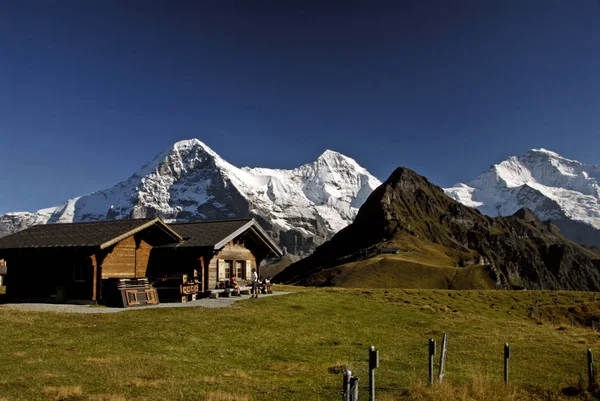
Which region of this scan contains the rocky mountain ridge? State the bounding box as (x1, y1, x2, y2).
(277, 167, 600, 291)
(0, 139, 381, 256)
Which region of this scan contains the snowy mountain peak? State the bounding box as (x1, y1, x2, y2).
(134, 138, 222, 179)
(0, 139, 382, 256)
(319, 149, 339, 156)
(317, 149, 346, 161)
(528, 148, 562, 157)
(312, 149, 372, 175)
(445, 149, 600, 246)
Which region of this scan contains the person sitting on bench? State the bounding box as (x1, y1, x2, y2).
(229, 275, 241, 296)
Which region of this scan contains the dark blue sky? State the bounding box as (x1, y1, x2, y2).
(1, 1, 600, 214)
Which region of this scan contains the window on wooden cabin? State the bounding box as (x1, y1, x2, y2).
(224, 260, 232, 279)
(235, 260, 244, 278)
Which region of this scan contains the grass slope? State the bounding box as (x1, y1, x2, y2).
(2, 287, 600, 400)
(319, 254, 495, 290)
(288, 235, 495, 290)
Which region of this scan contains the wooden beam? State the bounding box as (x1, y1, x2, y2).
(91, 254, 98, 303)
(134, 237, 138, 278)
(198, 256, 205, 291)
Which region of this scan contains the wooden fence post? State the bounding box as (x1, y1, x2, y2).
(588, 349, 595, 388)
(438, 333, 448, 384)
(343, 369, 352, 401)
(428, 338, 436, 386)
(369, 346, 379, 401)
(504, 343, 510, 384)
(342, 369, 359, 401)
(350, 375, 359, 401)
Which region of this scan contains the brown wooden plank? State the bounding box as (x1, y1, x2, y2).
(91, 254, 97, 302)
(135, 239, 151, 277)
(100, 236, 136, 278)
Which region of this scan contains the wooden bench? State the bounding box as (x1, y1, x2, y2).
(209, 285, 253, 299)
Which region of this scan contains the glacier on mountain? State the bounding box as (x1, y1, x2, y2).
(0, 139, 381, 256)
(444, 148, 600, 246)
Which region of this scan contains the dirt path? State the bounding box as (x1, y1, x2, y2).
(0, 291, 292, 314)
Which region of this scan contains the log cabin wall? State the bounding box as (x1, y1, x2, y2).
(208, 239, 258, 290)
(4, 250, 51, 299)
(145, 247, 207, 290)
(207, 257, 218, 290)
(100, 235, 136, 279)
(134, 235, 152, 277)
(100, 235, 154, 279)
(4, 249, 95, 301)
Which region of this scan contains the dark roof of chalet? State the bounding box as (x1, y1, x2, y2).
(166, 218, 283, 256)
(0, 218, 182, 250)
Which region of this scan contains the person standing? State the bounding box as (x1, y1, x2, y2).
(251, 268, 259, 298)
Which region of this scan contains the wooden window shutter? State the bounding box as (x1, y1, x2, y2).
(218, 259, 226, 281)
(245, 260, 252, 280)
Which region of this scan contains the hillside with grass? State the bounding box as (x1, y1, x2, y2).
(2, 288, 600, 400)
(276, 167, 600, 290)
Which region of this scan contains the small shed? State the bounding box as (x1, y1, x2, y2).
(0, 218, 182, 303)
(150, 218, 283, 291)
(379, 247, 400, 255)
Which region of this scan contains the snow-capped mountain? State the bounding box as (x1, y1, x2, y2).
(444, 148, 600, 246)
(0, 139, 381, 256)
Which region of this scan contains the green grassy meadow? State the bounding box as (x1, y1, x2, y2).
(2, 287, 600, 400)
(327, 256, 495, 290)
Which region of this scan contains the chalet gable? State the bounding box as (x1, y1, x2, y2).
(167, 218, 283, 257)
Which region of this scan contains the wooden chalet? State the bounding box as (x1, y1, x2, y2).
(0, 219, 182, 303)
(150, 218, 283, 292)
